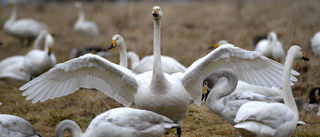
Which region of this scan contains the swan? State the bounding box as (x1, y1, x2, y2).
(234, 45, 309, 137)
(3, 0, 48, 46)
(20, 6, 298, 137)
(73, 1, 99, 36)
(55, 107, 178, 137)
(254, 31, 285, 62)
(0, 114, 41, 137)
(202, 69, 276, 125)
(23, 33, 56, 79)
(108, 34, 187, 74)
(0, 31, 48, 81)
(310, 31, 320, 57)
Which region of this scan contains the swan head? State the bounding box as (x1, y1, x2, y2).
(152, 6, 162, 20)
(202, 72, 220, 102)
(268, 31, 278, 43)
(74, 1, 82, 9)
(108, 34, 124, 50)
(209, 40, 229, 49)
(289, 45, 309, 61)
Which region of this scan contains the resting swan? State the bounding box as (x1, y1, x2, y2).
(0, 32, 47, 81)
(0, 114, 41, 137)
(23, 33, 56, 79)
(234, 45, 309, 137)
(4, 0, 48, 46)
(55, 107, 178, 137)
(108, 34, 187, 74)
(20, 6, 297, 137)
(254, 31, 285, 62)
(310, 31, 320, 57)
(73, 1, 99, 36)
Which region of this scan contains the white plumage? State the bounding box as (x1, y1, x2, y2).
(108, 34, 187, 74)
(311, 31, 320, 57)
(254, 31, 285, 62)
(73, 1, 99, 36)
(0, 114, 41, 137)
(23, 33, 56, 79)
(0, 31, 47, 81)
(55, 107, 178, 137)
(3, 0, 48, 46)
(234, 45, 309, 137)
(202, 69, 276, 126)
(20, 6, 297, 137)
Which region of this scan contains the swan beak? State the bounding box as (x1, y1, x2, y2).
(48, 47, 52, 56)
(201, 86, 209, 102)
(91, 50, 97, 54)
(152, 9, 159, 17)
(301, 51, 310, 61)
(108, 40, 117, 50)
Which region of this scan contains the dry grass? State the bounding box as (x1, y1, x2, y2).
(0, 0, 320, 136)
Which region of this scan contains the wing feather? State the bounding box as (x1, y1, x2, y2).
(20, 54, 138, 106)
(182, 44, 298, 105)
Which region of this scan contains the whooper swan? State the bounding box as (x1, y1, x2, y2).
(0, 114, 41, 137)
(73, 1, 99, 36)
(254, 31, 285, 62)
(108, 34, 187, 74)
(3, 0, 48, 46)
(20, 6, 298, 137)
(55, 107, 178, 137)
(234, 45, 309, 137)
(23, 33, 56, 79)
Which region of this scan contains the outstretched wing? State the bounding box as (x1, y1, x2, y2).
(20, 54, 138, 106)
(182, 44, 298, 105)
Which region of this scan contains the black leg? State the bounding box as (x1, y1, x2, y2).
(177, 127, 181, 137)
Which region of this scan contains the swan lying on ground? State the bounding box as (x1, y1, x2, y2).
(254, 31, 285, 62)
(3, 0, 48, 46)
(311, 31, 320, 57)
(0, 31, 47, 81)
(234, 45, 309, 137)
(55, 107, 178, 137)
(0, 114, 41, 137)
(108, 34, 187, 74)
(20, 6, 298, 137)
(23, 33, 56, 79)
(73, 1, 99, 36)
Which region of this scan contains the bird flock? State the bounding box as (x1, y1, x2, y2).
(0, 1, 319, 137)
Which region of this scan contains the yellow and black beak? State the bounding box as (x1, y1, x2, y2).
(201, 85, 209, 102)
(152, 9, 159, 17)
(301, 50, 310, 61)
(108, 40, 117, 50)
(48, 47, 52, 56)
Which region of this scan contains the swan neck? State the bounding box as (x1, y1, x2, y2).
(55, 120, 84, 137)
(118, 41, 128, 68)
(77, 8, 85, 22)
(151, 19, 168, 91)
(208, 70, 238, 101)
(33, 32, 46, 49)
(5, 4, 17, 27)
(282, 52, 299, 117)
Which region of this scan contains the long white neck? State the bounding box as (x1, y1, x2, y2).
(77, 7, 85, 23)
(55, 120, 84, 137)
(207, 70, 238, 106)
(33, 31, 47, 49)
(282, 50, 299, 117)
(118, 41, 128, 68)
(151, 18, 168, 92)
(127, 51, 140, 69)
(5, 4, 17, 28)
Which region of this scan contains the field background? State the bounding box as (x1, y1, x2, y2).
(0, 0, 320, 136)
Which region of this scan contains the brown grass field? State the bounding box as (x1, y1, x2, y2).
(1, 0, 320, 136)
